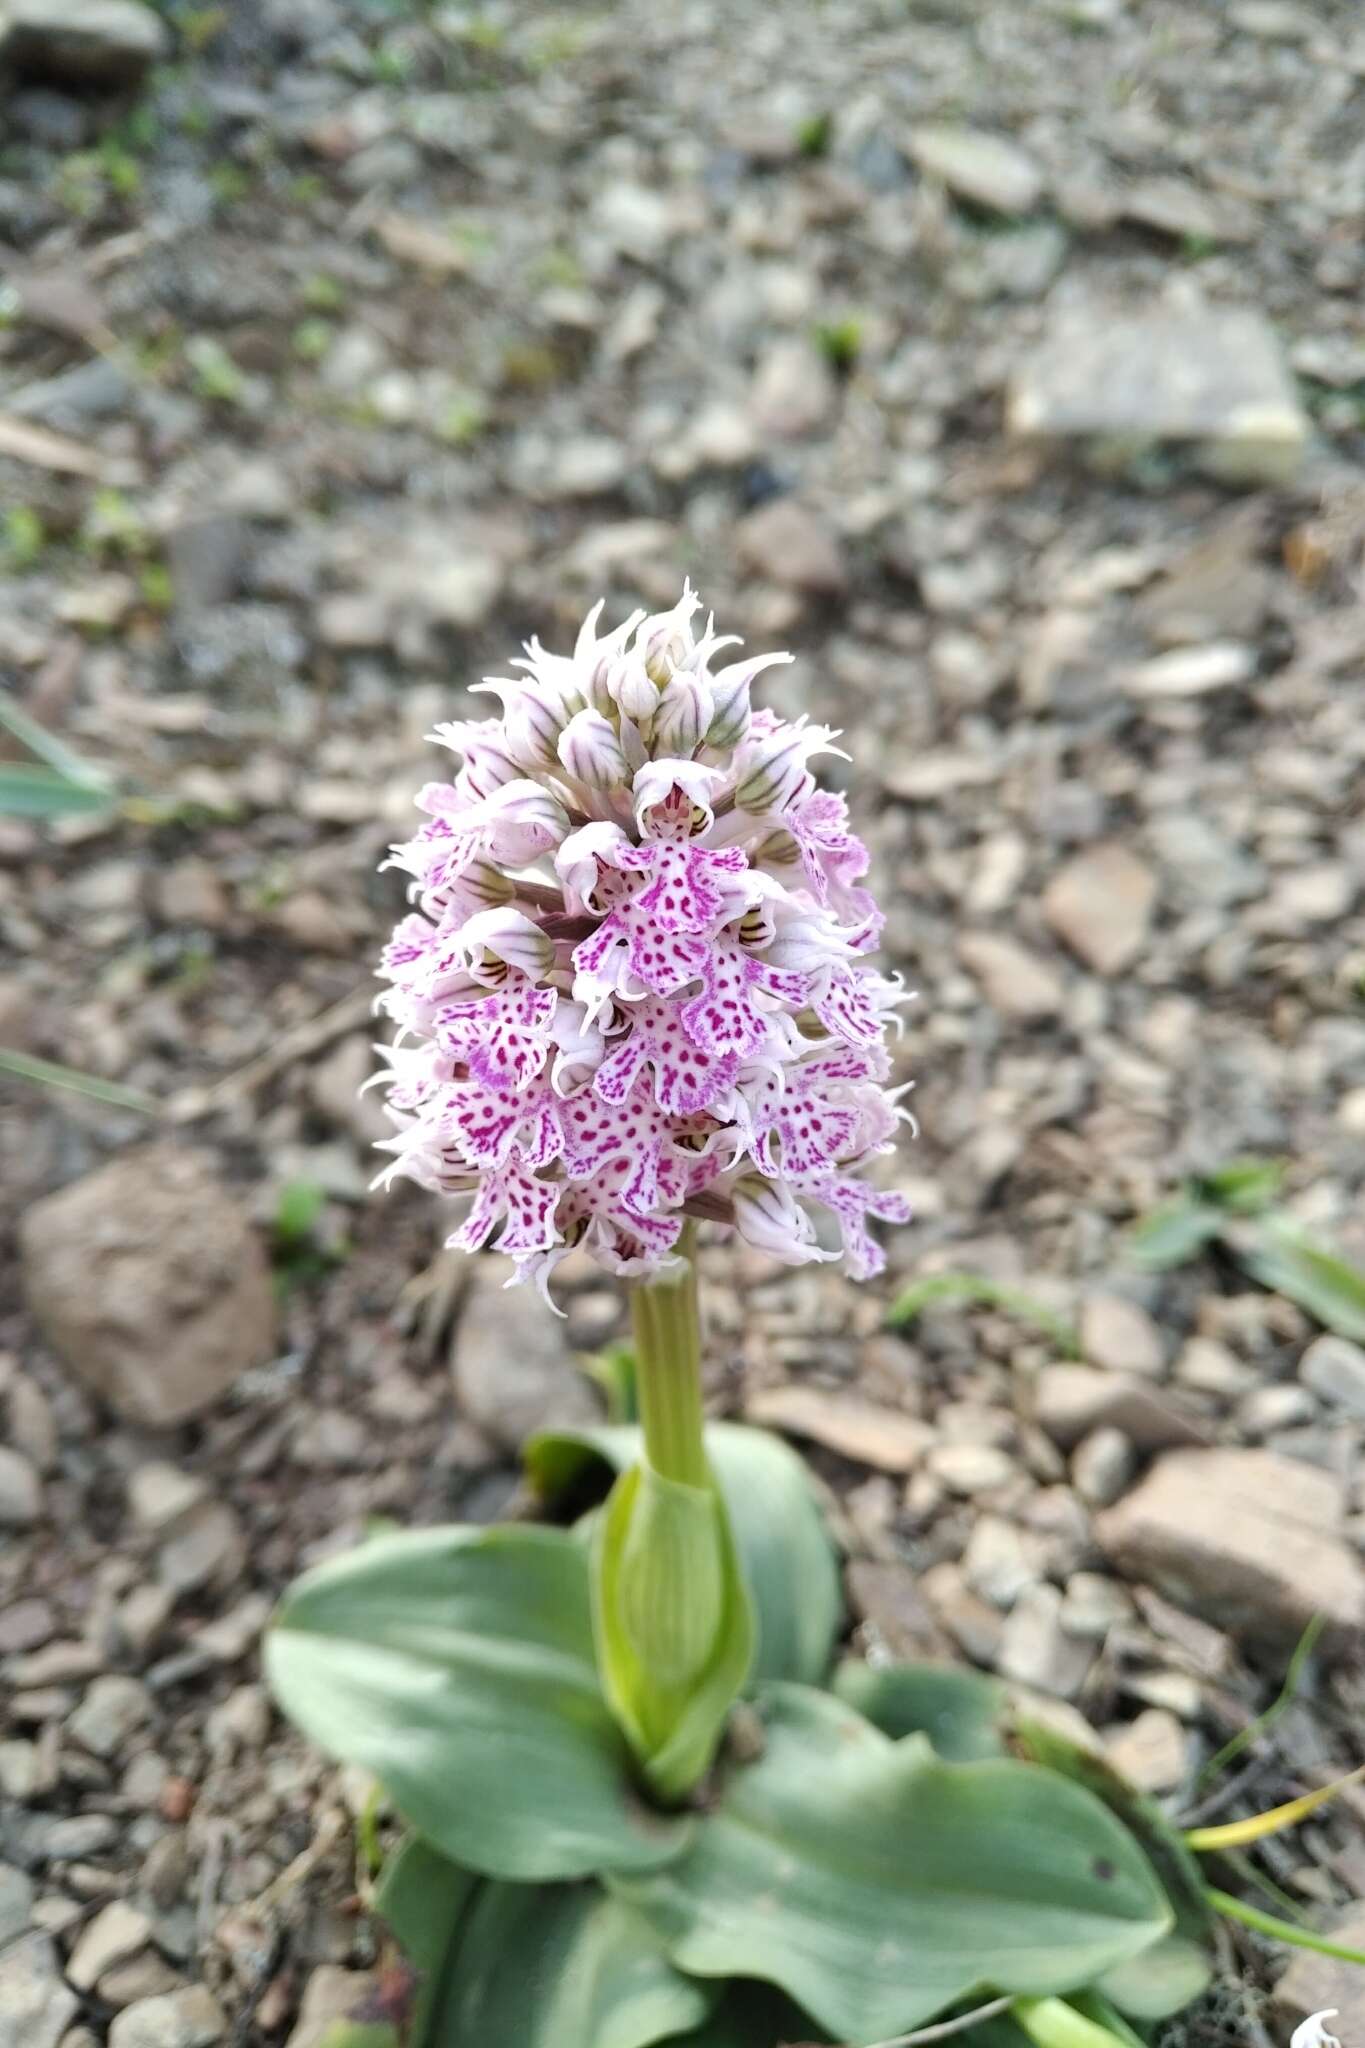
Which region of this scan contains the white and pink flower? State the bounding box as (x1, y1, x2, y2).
(373, 586, 912, 1304)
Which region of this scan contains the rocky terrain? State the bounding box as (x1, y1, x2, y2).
(2, 0, 1365, 2042)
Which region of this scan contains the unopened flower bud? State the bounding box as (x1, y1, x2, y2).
(558, 708, 630, 791)
(606, 655, 659, 726)
(652, 671, 713, 757)
(706, 652, 794, 751)
(636, 583, 702, 684)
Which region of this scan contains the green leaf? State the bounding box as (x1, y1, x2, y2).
(1198, 1156, 1284, 1215)
(886, 1273, 1079, 1356)
(1206, 1885, 1365, 1965)
(1128, 1196, 1223, 1271)
(831, 1659, 1007, 1761)
(526, 1422, 841, 1687)
(594, 1461, 754, 1802)
(373, 1834, 476, 2044)
(1234, 1214, 1365, 1341)
(376, 1837, 712, 2048)
(438, 1881, 714, 2048)
(264, 1523, 688, 1882)
(0, 761, 115, 819)
(610, 1685, 1172, 2043)
(1010, 1718, 1211, 2018)
(1093, 1935, 1212, 2021)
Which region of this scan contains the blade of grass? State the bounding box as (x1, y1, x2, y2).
(0, 1046, 160, 1116)
(887, 1272, 1079, 1356)
(1187, 1765, 1365, 1852)
(1207, 1888, 1365, 1966)
(1196, 1612, 1324, 1787)
(1235, 1217, 1365, 1343)
(0, 762, 117, 819)
(0, 694, 111, 789)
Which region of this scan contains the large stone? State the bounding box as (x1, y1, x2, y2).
(451, 1260, 596, 1453)
(0, 1, 168, 86)
(908, 125, 1044, 215)
(1097, 1449, 1365, 1650)
(1270, 1904, 1365, 2030)
(1042, 844, 1156, 975)
(20, 1146, 276, 1427)
(0, 1934, 78, 2048)
(1009, 306, 1309, 486)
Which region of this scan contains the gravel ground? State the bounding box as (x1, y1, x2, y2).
(3, 1, 1365, 2042)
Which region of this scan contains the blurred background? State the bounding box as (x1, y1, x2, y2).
(2, 1, 1365, 2042)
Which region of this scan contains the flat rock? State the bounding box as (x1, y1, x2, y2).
(997, 1582, 1095, 1700)
(749, 338, 836, 439)
(1032, 1365, 1209, 1452)
(1080, 1295, 1166, 1379)
(285, 1968, 379, 2048)
(745, 1386, 934, 1473)
(67, 1901, 153, 1992)
(1300, 1335, 1365, 1418)
(1009, 306, 1309, 485)
(908, 124, 1044, 215)
(0, 1448, 40, 1528)
(20, 1146, 276, 1427)
(68, 1674, 153, 1757)
(1042, 843, 1156, 975)
(108, 1987, 225, 2048)
(451, 1260, 596, 1453)
(0, 1863, 34, 1947)
(0, 1934, 78, 2048)
(0, 0, 168, 86)
(1270, 1904, 1365, 2028)
(957, 932, 1063, 1021)
(846, 1560, 954, 1662)
(735, 498, 848, 596)
(1105, 1707, 1187, 1794)
(1097, 1448, 1365, 1649)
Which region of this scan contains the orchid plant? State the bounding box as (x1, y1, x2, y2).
(266, 590, 1357, 2048)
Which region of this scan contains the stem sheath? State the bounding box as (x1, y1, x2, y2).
(629, 1224, 708, 1488)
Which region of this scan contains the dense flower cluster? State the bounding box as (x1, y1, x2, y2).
(372, 587, 912, 1301)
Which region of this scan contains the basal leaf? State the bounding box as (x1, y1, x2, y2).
(610, 1685, 1172, 2043)
(373, 1834, 475, 2045)
(265, 1523, 687, 1882)
(832, 1658, 1007, 1761)
(375, 1835, 710, 2048)
(526, 1422, 842, 1687)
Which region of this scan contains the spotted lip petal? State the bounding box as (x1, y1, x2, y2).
(371, 586, 913, 1299)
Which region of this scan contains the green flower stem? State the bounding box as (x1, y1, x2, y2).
(1010, 1998, 1132, 2048)
(629, 1224, 708, 1489)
